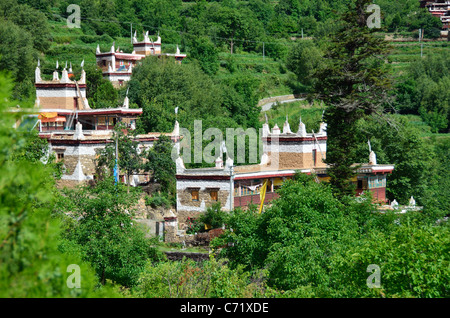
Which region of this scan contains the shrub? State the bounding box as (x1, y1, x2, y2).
(198, 202, 227, 229)
(145, 192, 171, 209)
(186, 217, 204, 234)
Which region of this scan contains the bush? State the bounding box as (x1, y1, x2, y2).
(145, 192, 171, 209)
(198, 202, 227, 230)
(185, 217, 204, 234)
(132, 257, 268, 298)
(79, 35, 101, 44)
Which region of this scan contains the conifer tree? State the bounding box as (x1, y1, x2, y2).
(312, 0, 392, 198)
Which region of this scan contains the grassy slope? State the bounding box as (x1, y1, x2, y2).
(44, 18, 448, 140)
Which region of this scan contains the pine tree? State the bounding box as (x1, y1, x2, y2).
(313, 0, 392, 198)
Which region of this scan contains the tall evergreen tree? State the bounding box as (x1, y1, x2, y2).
(312, 0, 392, 198)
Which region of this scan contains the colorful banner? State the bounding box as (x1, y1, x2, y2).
(258, 179, 268, 214)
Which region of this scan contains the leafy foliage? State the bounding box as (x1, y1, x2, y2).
(96, 123, 143, 190)
(286, 40, 325, 91)
(188, 36, 220, 76)
(354, 115, 434, 205)
(214, 171, 449, 297)
(333, 215, 449, 298)
(144, 134, 176, 194)
(0, 74, 120, 297)
(133, 256, 267, 298)
(199, 202, 227, 230)
(312, 0, 393, 197)
(145, 192, 172, 209)
(84, 63, 118, 109)
(57, 177, 165, 287)
(394, 51, 450, 132)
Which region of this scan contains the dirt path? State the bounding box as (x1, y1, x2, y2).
(258, 94, 306, 112)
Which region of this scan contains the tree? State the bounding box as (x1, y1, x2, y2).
(130, 55, 226, 133)
(11, 129, 64, 179)
(58, 177, 165, 287)
(133, 257, 267, 298)
(188, 36, 219, 76)
(214, 170, 449, 297)
(312, 0, 393, 198)
(0, 74, 119, 297)
(85, 64, 118, 109)
(354, 115, 434, 205)
(393, 51, 449, 132)
(145, 134, 176, 194)
(333, 214, 449, 297)
(213, 173, 375, 292)
(0, 0, 52, 52)
(0, 19, 35, 100)
(286, 40, 325, 91)
(96, 123, 143, 192)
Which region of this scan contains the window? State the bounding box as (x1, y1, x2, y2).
(56, 152, 64, 162)
(210, 191, 218, 201)
(191, 190, 199, 201)
(312, 149, 317, 166)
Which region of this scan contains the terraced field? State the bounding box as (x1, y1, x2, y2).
(43, 18, 449, 99)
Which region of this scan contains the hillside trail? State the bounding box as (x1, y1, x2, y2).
(258, 94, 307, 112)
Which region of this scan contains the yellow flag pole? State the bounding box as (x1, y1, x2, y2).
(258, 179, 268, 214)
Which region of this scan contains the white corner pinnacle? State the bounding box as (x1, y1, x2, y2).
(35, 64, 42, 83)
(297, 117, 307, 137)
(73, 122, 85, 140)
(272, 123, 280, 135)
(283, 115, 292, 134)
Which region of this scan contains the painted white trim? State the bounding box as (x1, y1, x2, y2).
(263, 142, 327, 154)
(36, 89, 86, 98)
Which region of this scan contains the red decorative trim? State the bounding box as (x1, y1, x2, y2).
(133, 42, 161, 47)
(50, 109, 142, 116)
(263, 136, 327, 142)
(46, 139, 114, 145)
(96, 52, 144, 59)
(103, 72, 132, 76)
(35, 83, 86, 89)
(371, 169, 394, 174)
(176, 175, 231, 181)
(46, 135, 177, 144)
(234, 173, 295, 180)
(136, 137, 159, 142)
(114, 54, 144, 60)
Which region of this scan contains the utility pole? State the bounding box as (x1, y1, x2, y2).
(130, 23, 132, 44)
(115, 132, 119, 184)
(419, 28, 424, 58)
(229, 164, 234, 211)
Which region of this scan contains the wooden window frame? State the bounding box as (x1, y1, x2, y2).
(210, 190, 218, 202)
(190, 189, 199, 202)
(56, 152, 64, 162)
